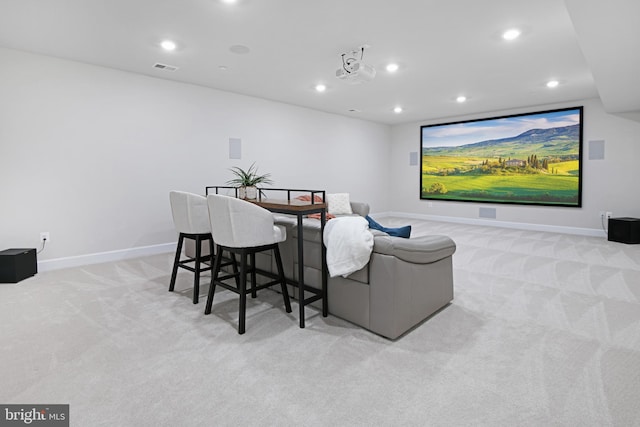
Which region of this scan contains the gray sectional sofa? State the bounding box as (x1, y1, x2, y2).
(186, 202, 456, 339)
(273, 202, 456, 339)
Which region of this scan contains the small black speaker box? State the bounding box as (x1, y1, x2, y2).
(608, 217, 640, 244)
(0, 248, 38, 283)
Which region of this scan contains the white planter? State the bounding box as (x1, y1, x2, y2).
(239, 186, 257, 200)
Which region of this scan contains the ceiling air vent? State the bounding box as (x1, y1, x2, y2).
(153, 63, 179, 72)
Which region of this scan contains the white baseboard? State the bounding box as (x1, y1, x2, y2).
(371, 211, 607, 238)
(36, 213, 607, 273)
(38, 242, 175, 272)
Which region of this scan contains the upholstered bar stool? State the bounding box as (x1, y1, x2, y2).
(169, 191, 226, 304)
(204, 194, 292, 334)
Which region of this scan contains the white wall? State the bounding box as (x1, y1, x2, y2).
(0, 47, 390, 263)
(389, 98, 640, 233)
(3, 46, 636, 269)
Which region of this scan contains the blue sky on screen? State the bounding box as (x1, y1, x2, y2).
(422, 109, 581, 148)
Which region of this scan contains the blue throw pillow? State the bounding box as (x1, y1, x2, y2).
(365, 216, 411, 238)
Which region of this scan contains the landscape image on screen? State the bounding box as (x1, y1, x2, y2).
(420, 107, 583, 206)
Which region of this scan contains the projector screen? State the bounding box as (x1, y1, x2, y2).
(420, 106, 583, 207)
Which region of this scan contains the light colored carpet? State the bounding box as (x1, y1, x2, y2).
(1, 218, 640, 426)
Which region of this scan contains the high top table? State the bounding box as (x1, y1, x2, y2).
(205, 187, 328, 328)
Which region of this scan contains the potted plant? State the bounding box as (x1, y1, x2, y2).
(226, 162, 273, 200)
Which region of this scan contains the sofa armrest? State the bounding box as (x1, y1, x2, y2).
(373, 235, 456, 264)
(368, 235, 456, 339)
(349, 201, 369, 217)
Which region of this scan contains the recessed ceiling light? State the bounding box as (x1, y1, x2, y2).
(502, 28, 521, 41)
(221, 0, 237, 3)
(393, 106, 403, 113)
(315, 84, 326, 93)
(546, 80, 559, 88)
(386, 63, 399, 73)
(218, 65, 228, 71)
(456, 95, 467, 103)
(160, 40, 176, 51)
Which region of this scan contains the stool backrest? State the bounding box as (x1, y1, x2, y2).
(207, 194, 276, 248)
(169, 191, 211, 235)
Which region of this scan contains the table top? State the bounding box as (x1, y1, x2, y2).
(205, 186, 327, 215)
(252, 199, 326, 214)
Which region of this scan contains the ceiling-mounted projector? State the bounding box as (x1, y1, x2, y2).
(336, 45, 376, 84)
(336, 62, 376, 83)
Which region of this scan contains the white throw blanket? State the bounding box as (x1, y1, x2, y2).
(323, 216, 374, 278)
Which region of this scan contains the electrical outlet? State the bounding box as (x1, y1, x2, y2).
(599, 211, 613, 221)
(40, 232, 50, 243)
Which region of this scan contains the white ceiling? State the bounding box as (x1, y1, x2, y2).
(0, 0, 638, 125)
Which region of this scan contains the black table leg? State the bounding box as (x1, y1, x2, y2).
(297, 213, 305, 328)
(321, 210, 328, 317)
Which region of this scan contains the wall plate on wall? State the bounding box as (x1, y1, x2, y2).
(409, 151, 418, 166)
(589, 139, 605, 160)
(479, 207, 496, 219)
(229, 138, 241, 159)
